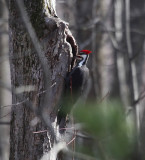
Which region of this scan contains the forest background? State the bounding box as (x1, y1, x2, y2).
(1, 0, 145, 160)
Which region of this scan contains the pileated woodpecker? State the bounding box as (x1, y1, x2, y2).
(57, 50, 91, 133)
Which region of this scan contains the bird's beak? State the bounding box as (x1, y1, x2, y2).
(76, 55, 82, 60)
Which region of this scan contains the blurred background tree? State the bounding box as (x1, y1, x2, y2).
(0, 0, 11, 160)
(56, 0, 145, 159)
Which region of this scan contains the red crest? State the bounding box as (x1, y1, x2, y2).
(80, 50, 92, 54)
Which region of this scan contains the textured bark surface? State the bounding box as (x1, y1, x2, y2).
(9, 0, 77, 159)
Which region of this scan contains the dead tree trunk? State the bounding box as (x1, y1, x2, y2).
(9, 0, 77, 159)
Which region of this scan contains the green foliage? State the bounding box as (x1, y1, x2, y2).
(73, 100, 136, 160)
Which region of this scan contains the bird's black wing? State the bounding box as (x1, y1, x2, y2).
(57, 66, 89, 133)
(66, 67, 84, 96)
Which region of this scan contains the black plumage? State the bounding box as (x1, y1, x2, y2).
(57, 50, 91, 133)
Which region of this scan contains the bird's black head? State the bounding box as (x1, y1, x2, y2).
(76, 50, 92, 66)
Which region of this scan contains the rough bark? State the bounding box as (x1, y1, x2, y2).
(9, 0, 77, 159)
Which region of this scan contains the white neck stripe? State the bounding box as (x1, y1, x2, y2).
(78, 58, 85, 67)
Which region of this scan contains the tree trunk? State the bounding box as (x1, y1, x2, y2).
(0, 0, 10, 159)
(130, 0, 145, 159)
(9, 0, 77, 159)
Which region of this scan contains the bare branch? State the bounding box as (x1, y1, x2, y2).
(0, 122, 10, 125)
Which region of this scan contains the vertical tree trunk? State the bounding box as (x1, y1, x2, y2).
(0, 0, 10, 159)
(114, 0, 130, 107)
(130, 0, 145, 159)
(96, 0, 114, 98)
(9, 0, 77, 159)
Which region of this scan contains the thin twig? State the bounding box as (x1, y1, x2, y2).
(0, 121, 10, 125)
(33, 127, 75, 134)
(134, 93, 145, 105)
(1, 98, 29, 109)
(99, 92, 110, 103)
(67, 135, 76, 146)
(0, 112, 11, 119)
(65, 149, 97, 160)
(0, 82, 56, 109)
(59, 127, 74, 131)
(33, 130, 48, 134)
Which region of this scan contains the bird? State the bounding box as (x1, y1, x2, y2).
(57, 50, 92, 133)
